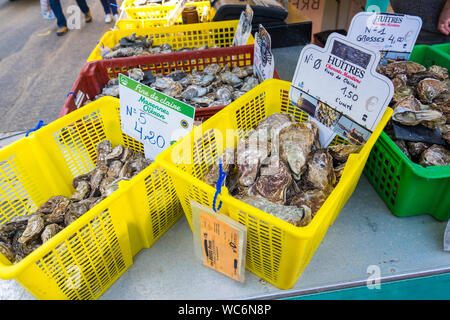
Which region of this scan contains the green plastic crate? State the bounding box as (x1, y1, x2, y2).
(364, 45, 450, 221)
(433, 43, 450, 59)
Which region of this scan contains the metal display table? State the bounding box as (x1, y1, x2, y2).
(0, 45, 448, 300)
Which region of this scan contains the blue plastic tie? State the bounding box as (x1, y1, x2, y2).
(67, 91, 77, 100)
(212, 158, 227, 212)
(110, 2, 118, 7)
(26, 120, 45, 137)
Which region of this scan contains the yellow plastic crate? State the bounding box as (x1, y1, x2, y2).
(88, 20, 254, 62)
(0, 97, 183, 299)
(156, 79, 393, 289)
(120, 0, 213, 23)
(115, 6, 216, 30)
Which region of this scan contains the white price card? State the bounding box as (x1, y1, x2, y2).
(254, 24, 274, 82)
(119, 74, 195, 160)
(290, 33, 393, 145)
(347, 12, 422, 65)
(232, 5, 254, 47)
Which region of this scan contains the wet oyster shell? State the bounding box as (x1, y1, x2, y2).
(417, 78, 447, 104)
(384, 61, 426, 78)
(428, 65, 448, 81)
(253, 156, 292, 204)
(202, 148, 235, 187)
(238, 195, 312, 227)
(106, 145, 124, 162)
(394, 139, 411, 159)
(90, 165, 108, 197)
(419, 144, 450, 167)
(407, 141, 430, 158)
(37, 195, 69, 214)
(18, 214, 45, 244)
(70, 180, 90, 201)
(41, 224, 63, 243)
(303, 150, 336, 192)
(0, 242, 15, 263)
(279, 122, 317, 180)
(328, 144, 362, 163)
(289, 189, 328, 216)
(107, 160, 123, 179)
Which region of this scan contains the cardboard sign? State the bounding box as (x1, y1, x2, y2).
(290, 32, 393, 145)
(347, 12, 422, 65)
(191, 201, 246, 282)
(253, 24, 274, 82)
(232, 5, 254, 47)
(119, 74, 195, 160)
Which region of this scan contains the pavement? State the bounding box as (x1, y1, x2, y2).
(0, 0, 118, 132)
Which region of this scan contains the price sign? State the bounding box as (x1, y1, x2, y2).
(254, 24, 274, 82)
(119, 74, 195, 160)
(290, 33, 393, 145)
(191, 201, 246, 282)
(232, 5, 254, 47)
(347, 12, 422, 65)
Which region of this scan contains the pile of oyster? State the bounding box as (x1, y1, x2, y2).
(94, 65, 259, 108)
(377, 61, 450, 166)
(101, 33, 218, 59)
(202, 113, 361, 227)
(0, 140, 151, 264)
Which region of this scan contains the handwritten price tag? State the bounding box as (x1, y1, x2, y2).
(289, 33, 393, 145)
(119, 74, 195, 160)
(347, 12, 422, 64)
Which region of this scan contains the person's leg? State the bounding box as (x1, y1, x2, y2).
(99, 0, 110, 14)
(109, 0, 118, 15)
(75, 0, 90, 15)
(48, 0, 67, 28)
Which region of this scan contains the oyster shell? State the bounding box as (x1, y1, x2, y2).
(416, 78, 447, 103)
(47, 198, 70, 224)
(407, 141, 430, 158)
(220, 71, 243, 86)
(107, 160, 123, 179)
(394, 139, 411, 159)
(419, 144, 450, 166)
(289, 189, 328, 216)
(428, 65, 449, 81)
(37, 195, 69, 214)
(106, 145, 124, 162)
(384, 61, 426, 78)
(328, 144, 362, 163)
(202, 148, 235, 187)
(279, 122, 317, 180)
(393, 86, 415, 103)
(89, 165, 108, 197)
(240, 76, 259, 92)
(70, 180, 90, 201)
(238, 195, 312, 227)
(253, 156, 292, 204)
(18, 214, 45, 244)
(0, 242, 15, 263)
(203, 64, 221, 75)
(128, 68, 144, 82)
(303, 150, 336, 192)
(97, 140, 112, 166)
(41, 224, 63, 243)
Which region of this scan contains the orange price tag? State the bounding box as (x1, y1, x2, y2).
(200, 211, 241, 281)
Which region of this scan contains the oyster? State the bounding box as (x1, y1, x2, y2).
(41, 224, 63, 243)
(99, 176, 118, 197)
(279, 122, 317, 180)
(253, 156, 292, 204)
(303, 150, 336, 192)
(220, 71, 243, 86)
(394, 139, 411, 159)
(384, 61, 426, 78)
(0, 242, 15, 263)
(328, 144, 362, 163)
(120, 147, 134, 163)
(18, 215, 45, 244)
(428, 65, 449, 81)
(107, 160, 123, 179)
(393, 86, 415, 103)
(47, 198, 70, 224)
(407, 141, 430, 158)
(416, 78, 448, 103)
(163, 81, 183, 97)
(238, 195, 312, 227)
(289, 189, 328, 216)
(37, 195, 69, 214)
(419, 144, 450, 166)
(105, 145, 124, 162)
(202, 148, 235, 187)
(89, 165, 108, 197)
(240, 76, 259, 92)
(70, 180, 90, 201)
(128, 68, 144, 82)
(97, 140, 112, 166)
(203, 64, 221, 75)
(215, 86, 233, 101)
(167, 70, 188, 81)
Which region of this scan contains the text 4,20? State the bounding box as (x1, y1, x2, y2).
(134, 122, 165, 148)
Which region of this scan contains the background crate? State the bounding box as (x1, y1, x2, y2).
(156, 79, 393, 289)
(88, 20, 254, 62)
(0, 97, 182, 299)
(364, 45, 450, 221)
(62, 45, 279, 121)
(433, 43, 450, 59)
(118, 0, 213, 27)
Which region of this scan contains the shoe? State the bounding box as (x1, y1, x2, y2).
(85, 10, 92, 23)
(105, 13, 112, 23)
(113, 14, 119, 22)
(56, 26, 68, 36)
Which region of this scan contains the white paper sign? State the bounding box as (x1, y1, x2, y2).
(290, 33, 394, 145)
(254, 24, 274, 82)
(119, 74, 195, 160)
(232, 5, 254, 47)
(347, 12, 422, 65)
